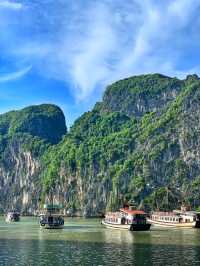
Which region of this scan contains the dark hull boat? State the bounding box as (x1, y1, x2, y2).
(39, 204, 64, 229)
(102, 220, 151, 231)
(102, 208, 151, 231)
(6, 212, 20, 222)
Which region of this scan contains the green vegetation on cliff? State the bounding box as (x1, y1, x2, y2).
(40, 74, 200, 215)
(0, 104, 67, 213)
(1, 74, 200, 215)
(0, 104, 66, 145)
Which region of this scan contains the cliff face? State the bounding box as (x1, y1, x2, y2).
(0, 104, 67, 213)
(41, 74, 200, 216)
(101, 74, 183, 118)
(1, 74, 200, 216)
(0, 104, 66, 144)
(0, 139, 40, 214)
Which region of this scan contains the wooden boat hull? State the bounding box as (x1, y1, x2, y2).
(102, 220, 151, 231)
(147, 219, 200, 228)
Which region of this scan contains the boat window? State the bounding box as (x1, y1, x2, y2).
(48, 216, 53, 223)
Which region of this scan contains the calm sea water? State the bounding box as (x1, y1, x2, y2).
(0, 217, 200, 265)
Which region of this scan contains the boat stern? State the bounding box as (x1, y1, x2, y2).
(129, 223, 151, 231)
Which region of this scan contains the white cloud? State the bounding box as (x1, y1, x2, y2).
(108, 0, 200, 81)
(55, 0, 200, 100)
(0, 0, 23, 10)
(68, 3, 118, 100)
(1, 0, 200, 101)
(0, 65, 32, 82)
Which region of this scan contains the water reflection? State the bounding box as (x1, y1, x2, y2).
(1, 238, 200, 266)
(0, 217, 200, 265)
(101, 228, 152, 245)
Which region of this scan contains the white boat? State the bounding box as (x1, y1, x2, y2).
(6, 211, 20, 222)
(102, 207, 151, 231)
(39, 204, 64, 229)
(148, 206, 200, 228)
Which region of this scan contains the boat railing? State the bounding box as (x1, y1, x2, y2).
(152, 212, 178, 216)
(105, 212, 122, 218)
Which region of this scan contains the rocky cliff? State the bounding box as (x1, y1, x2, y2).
(41, 73, 200, 216)
(1, 74, 200, 216)
(0, 104, 66, 214)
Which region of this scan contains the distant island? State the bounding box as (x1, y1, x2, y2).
(0, 73, 200, 216)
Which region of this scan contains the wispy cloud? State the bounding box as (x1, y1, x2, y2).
(0, 65, 32, 82)
(1, 0, 200, 101)
(0, 0, 23, 10)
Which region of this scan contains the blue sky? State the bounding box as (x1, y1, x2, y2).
(0, 0, 200, 126)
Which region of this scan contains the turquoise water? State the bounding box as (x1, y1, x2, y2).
(0, 217, 200, 265)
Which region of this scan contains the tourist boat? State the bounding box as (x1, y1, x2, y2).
(148, 206, 200, 228)
(39, 204, 64, 229)
(102, 207, 151, 231)
(5, 211, 20, 222)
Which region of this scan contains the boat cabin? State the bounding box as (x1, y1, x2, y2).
(151, 211, 200, 224)
(151, 212, 180, 224)
(103, 206, 151, 231)
(105, 207, 147, 225)
(119, 208, 147, 225)
(39, 204, 64, 229)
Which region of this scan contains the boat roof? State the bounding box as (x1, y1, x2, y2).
(152, 210, 200, 216)
(120, 208, 146, 215)
(7, 211, 20, 214)
(43, 204, 63, 209)
(174, 210, 200, 215)
(39, 213, 62, 217)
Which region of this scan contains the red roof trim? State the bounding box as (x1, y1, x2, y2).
(120, 208, 146, 215)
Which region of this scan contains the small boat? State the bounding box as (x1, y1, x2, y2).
(148, 206, 200, 228)
(39, 204, 64, 229)
(6, 211, 20, 222)
(102, 207, 151, 231)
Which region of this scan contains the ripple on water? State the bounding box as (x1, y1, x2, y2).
(0, 217, 200, 265)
